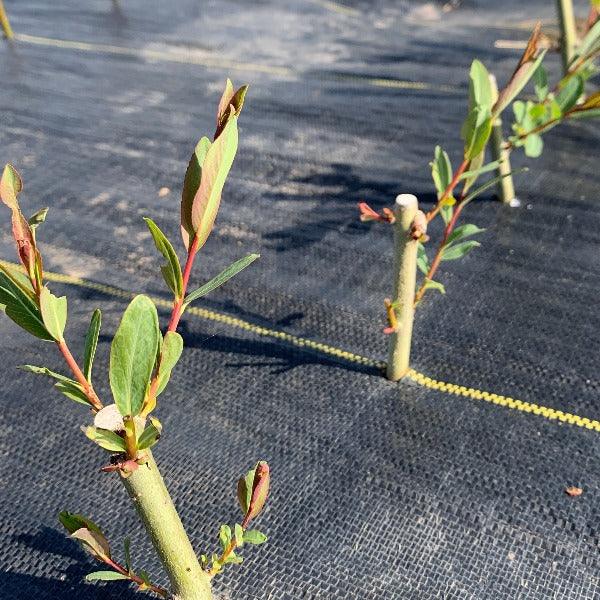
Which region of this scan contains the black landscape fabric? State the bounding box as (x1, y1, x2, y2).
(1, 1, 600, 598)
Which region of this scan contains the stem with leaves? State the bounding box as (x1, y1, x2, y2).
(0, 80, 269, 600)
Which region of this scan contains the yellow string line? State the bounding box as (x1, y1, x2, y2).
(13, 32, 459, 94)
(2, 260, 597, 433)
(309, 0, 360, 16)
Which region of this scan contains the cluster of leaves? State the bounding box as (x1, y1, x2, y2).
(59, 512, 167, 597)
(203, 462, 270, 575)
(0, 80, 270, 596)
(359, 17, 600, 332)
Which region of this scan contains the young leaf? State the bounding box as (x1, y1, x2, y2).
(243, 530, 268, 545)
(39, 286, 67, 342)
(237, 467, 255, 516)
(183, 254, 260, 310)
(462, 106, 492, 160)
(445, 224, 486, 246)
(84, 426, 128, 453)
(422, 279, 445, 295)
(85, 571, 128, 582)
(234, 523, 244, 547)
(524, 133, 544, 158)
(556, 75, 584, 113)
(83, 309, 101, 382)
(143, 218, 183, 298)
(28, 207, 49, 231)
(181, 137, 212, 248)
(155, 331, 183, 396)
(416, 242, 430, 275)
(137, 417, 162, 450)
(459, 160, 503, 180)
(216, 80, 249, 138)
(59, 512, 105, 536)
(462, 168, 528, 205)
(219, 524, 232, 552)
(123, 537, 132, 573)
(244, 461, 270, 524)
(109, 295, 160, 417)
(467, 60, 493, 112)
(190, 116, 239, 249)
(441, 240, 481, 261)
(0, 270, 51, 340)
(533, 64, 548, 102)
(430, 146, 452, 199)
(55, 380, 92, 406)
(71, 528, 111, 561)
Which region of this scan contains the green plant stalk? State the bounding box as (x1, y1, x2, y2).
(0, 0, 14, 39)
(489, 75, 516, 205)
(557, 0, 577, 73)
(121, 451, 212, 600)
(386, 194, 419, 381)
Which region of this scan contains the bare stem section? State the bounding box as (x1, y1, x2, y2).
(121, 451, 213, 600)
(386, 194, 419, 381)
(489, 74, 516, 206)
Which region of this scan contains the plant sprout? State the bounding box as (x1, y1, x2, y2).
(0, 80, 269, 600)
(360, 19, 600, 333)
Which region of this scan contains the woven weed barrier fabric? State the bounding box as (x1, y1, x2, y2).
(1, 0, 600, 598)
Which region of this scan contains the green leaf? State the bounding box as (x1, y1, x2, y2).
(223, 553, 243, 565)
(446, 224, 486, 246)
(219, 524, 232, 552)
(155, 331, 183, 396)
(459, 160, 503, 180)
(416, 242, 429, 275)
(83, 309, 101, 382)
(59, 512, 105, 536)
(430, 146, 452, 200)
(237, 467, 255, 516)
(183, 254, 260, 310)
(0, 163, 23, 210)
(55, 380, 91, 406)
(85, 571, 129, 582)
(181, 137, 212, 248)
(123, 537, 132, 573)
(190, 117, 239, 249)
(39, 286, 67, 342)
(422, 279, 445, 295)
(243, 530, 267, 545)
(462, 168, 528, 204)
(462, 106, 492, 160)
(19, 364, 73, 383)
(234, 523, 244, 547)
(533, 64, 548, 102)
(574, 19, 600, 61)
(28, 207, 49, 231)
(85, 426, 127, 453)
(137, 417, 163, 450)
(493, 50, 547, 116)
(524, 133, 543, 158)
(468, 60, 493, 112)
(144, 218, 183, 298)
(0, 270, 51, 340)
(109, 295, 160, 417)
(71, 528, 111, 561)
(441, 240, 481, 261)
(556, 75, 584, 113)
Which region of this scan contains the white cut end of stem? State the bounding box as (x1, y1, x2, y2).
(395, 194, 418, 209)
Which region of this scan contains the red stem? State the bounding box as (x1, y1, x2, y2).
(426, 158, 470, 223)
(56, 339, 102, 411)
(167, 234, 200, 333)
(105, 558, 168, 598)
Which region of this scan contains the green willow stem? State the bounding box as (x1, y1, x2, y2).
(556, 0, 577, 74)
(489, 74, 516, 205)
(386, 194, 419, 381)
(121, 451, 213, 600)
